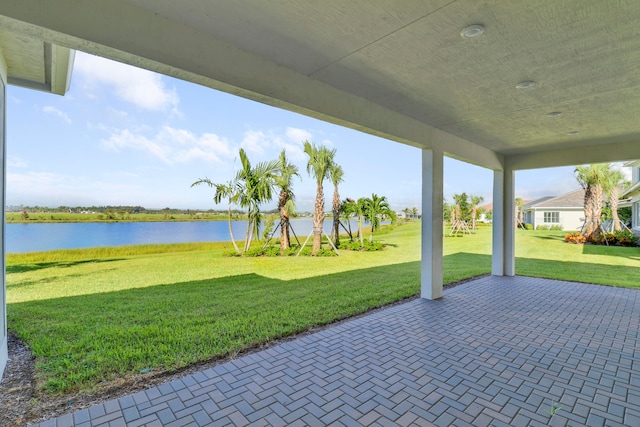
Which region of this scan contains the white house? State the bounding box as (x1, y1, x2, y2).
(523, 189, 585, 231)
(622, 160, 640, 235)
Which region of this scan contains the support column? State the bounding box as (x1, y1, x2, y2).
(421, 148, 444, 299)
(492, 168, 515, 276)
(0, 50, 7, 379)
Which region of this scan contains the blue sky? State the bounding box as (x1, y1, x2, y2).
(6, 52, 624, 212)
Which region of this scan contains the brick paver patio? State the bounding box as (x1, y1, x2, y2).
(33, 276, 639, 426)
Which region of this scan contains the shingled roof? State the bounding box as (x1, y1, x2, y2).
(524, 189, 585, 209)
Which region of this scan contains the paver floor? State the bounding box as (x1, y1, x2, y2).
(33, 276, 640, 426)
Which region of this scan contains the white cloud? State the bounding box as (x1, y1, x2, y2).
(43, 106, 72, 124)
(74, 52, 180, 113)
(101, 126, 233, 165)
(611, 162, 632, 182)
(285, 127, 312, 143)
(241, 130, 268, 155)
(8, 156, 28, 168)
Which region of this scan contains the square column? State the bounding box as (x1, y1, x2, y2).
(421, 148, 444, 299)
(0, 51, 7, 378)
(492, 168, 515, 276)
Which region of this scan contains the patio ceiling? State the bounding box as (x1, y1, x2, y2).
(0, 27, 73, 95)
(1, 1, 640, 169)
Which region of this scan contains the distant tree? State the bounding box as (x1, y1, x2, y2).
(304, 141, 337, 255)
(575, 163, 609, 240)
(411, 207, 418, 218)
(469, 195, 484, 229)
(363, 194, 396, 242)
(452, 193, 471, 223)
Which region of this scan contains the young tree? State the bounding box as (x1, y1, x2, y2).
(364, 193, 396, 242)
(355, 197, 370, 248)
(470, 195, 484, 230)
(191, 179, 241, 255)
(274, 150, 299, 252)
(575, 163, 609, 240)
(602, 168, 628, 231)
(304, 141, 337, 255)
(329, 164, 344, 247)
(194, 148, 278, 254)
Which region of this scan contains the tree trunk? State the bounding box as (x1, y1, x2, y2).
(610, 186, 621, 231)
(358, 215, 364, 248)
(278, 190, 290, 252)
(227, 208, 240, 254)
(582, 184, 603, 240)
(332, 188, 340, 247)
(471, 206, 477, 229)
(312, 183, 324, 255)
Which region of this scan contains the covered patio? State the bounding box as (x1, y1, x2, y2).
(2, 2, 640, 425)
(33, 276, 640, 426)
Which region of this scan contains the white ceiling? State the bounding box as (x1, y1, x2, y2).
(1, 1, 639, 169)
(0, 28, 73, 95)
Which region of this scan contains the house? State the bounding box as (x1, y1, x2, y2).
(622, 160, 640, 235)
(523, 189, 585, 231)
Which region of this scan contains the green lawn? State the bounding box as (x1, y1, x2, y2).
(6, 222, 640, 395)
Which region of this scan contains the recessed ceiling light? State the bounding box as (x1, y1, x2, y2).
(547, 112, 562, 118)
(516, 81, 536, 89)
(568, 131, 579, 136)
(460, 24, 485, 38)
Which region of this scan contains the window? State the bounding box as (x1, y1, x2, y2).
(543, 211, 559, 223)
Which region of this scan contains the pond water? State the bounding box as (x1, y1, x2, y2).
(5, 218, 362, 253)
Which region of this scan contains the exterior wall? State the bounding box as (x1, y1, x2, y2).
(0, 50, 6, 379)
(527, 208, 583, 231)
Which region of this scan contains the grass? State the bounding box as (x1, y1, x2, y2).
(6, 222, 640, 395)
(6, 212, 228, 223)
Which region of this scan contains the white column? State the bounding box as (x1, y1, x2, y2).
(421, 148, 444, 299)
(492, 168, 515, 276)
(0, 50, 7, 379)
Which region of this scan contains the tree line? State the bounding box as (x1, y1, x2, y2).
(193, 141, 396, 256)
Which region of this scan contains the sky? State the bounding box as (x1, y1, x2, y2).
(5, 52, 631, 212)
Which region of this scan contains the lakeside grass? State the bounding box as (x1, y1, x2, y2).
(6, 212, 229, 223)
(6, 222, 640, 395)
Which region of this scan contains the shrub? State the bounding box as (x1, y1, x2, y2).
(564, 233, 586, 244)
(550, 225, 563, 231)
(612, 230, 638, 247)
(536, 225, 550, 231)
(524, 223, 534, 230)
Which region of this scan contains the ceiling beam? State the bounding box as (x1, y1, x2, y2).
(505, 139, 640, 170)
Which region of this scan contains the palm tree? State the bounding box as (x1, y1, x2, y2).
(329, 164, 344, 247)
(235, 148, 280, 252)
(304, 141, 337, 255)
(575, 163, 609, 240)
(355, 197, 370, 248)
(470, 195, 484, 230)
(339, 198, 357, 241)
(191, 178, 241, 254)
(602, 168, 628, 231)
(364, 193, 396, 242)
(274, 150, 299, 252)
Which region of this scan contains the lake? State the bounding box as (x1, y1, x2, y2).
(5, 218, 362, 253)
